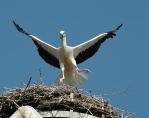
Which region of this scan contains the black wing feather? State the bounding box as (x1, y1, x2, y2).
(75, 36, 106, 64)
(32, 40, 60, 68)
(75, 24, 123, 64)
(13, 20, 60, 68)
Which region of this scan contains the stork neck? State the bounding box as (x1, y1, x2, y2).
(62, 37, 67, 47)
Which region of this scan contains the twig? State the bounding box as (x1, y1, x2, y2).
(39, 68, 43, 84)
(24, 76, 32, 91)
(80, 103, 93, 116)
(7, 97, 20, 108)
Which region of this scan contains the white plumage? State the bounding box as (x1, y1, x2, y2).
(13, 21, 122, 87)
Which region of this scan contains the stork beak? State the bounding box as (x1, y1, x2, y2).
(60, 31, 65, 39)
(60, 34, 63, 39)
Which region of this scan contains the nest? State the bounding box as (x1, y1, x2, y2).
(0, 83, 121, 118)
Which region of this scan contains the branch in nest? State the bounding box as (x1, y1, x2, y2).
(7, 97, 20, 108)
(24, 76, 32, 91)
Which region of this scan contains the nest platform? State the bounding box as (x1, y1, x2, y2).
(0, 84, 121, 118)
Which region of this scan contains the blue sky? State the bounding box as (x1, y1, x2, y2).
(0, 0, 149, 118)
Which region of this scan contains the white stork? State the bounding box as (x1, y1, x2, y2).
(13, 21, 122, 87)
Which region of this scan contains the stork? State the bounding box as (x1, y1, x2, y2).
(13, 21, 122, 87)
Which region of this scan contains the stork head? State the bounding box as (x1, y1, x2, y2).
(60, 31, 66, 40)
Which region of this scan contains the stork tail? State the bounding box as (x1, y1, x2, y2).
(54, 68, 90, 87)
(74, 69, 90, 86)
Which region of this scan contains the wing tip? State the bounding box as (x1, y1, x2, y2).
(115, 24, 123, 31)
(12, 20, 19, 30)
(12, 20, 16, 25)
(12, 20, 30, 36)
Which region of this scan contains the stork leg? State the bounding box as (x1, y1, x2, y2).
(59, 63, 65, 85)
(60, 68, 65, 84)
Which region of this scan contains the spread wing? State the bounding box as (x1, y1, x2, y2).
(73, 24, 122, 64)
(13, 21, 60, 68)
